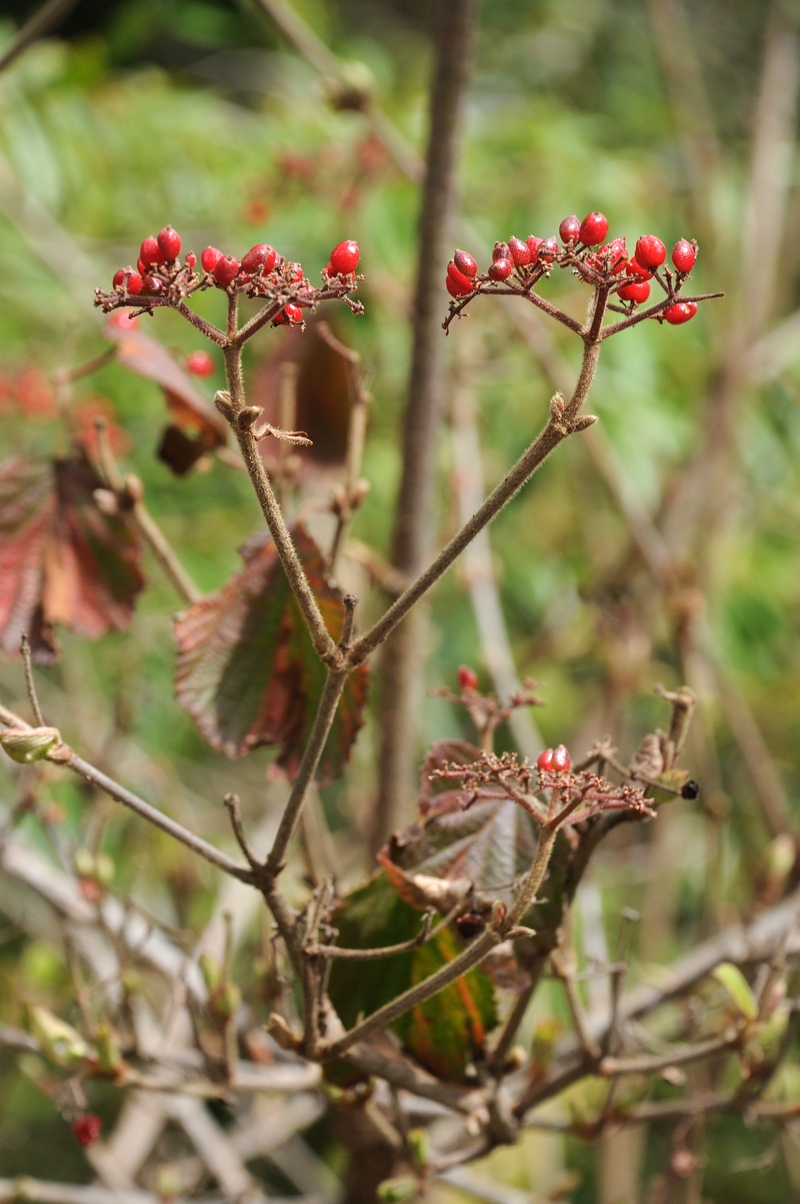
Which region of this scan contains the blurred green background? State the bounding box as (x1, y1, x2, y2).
(0, 0, 798, 1199)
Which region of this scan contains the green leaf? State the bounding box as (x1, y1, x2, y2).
(174, 523, 368, 782)
(712, 962, 758, 1022)
(328, 872, 497, 1083)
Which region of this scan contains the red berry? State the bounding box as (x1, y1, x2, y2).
(492, 241, 510, 263)
(157, 226, 181, 262)
(526, 236, 543, 260)
(559, 215, 581, 243)
(447, 261, 473, 295)
(600, 237, 628, 272)
(663, 301, 697, 325)
(579, 212, 609, 246)
(185, 350, 215, 377)
(287, 261, 303, 283)
(275, 303, 303, 325)
(329, 240, 360, 275)
(113, 268, 142, 295)
(537, 749, 554, 771)
(185, 251, 197, 270)
(507, 236, 531, 267)
(617, 279, 650, 304)
(446, 275, 467, 299)
(241, 244, 278, 274)
(552, 745, 571, 772)
(323, 263, 334, 278)
(213, 256, 240, 287)
(453, 249, 478, 278)
(201, 246, 223, 273)
(635, 235, 666, 270)
(625, 257, 652, 280)
(72, 1114, 102, 1147)
(488, 258, 513, 281)
(458, 665, 479, 691)
(671, 239, 696, 273)
(139, 236, 164, 267)
(141, 275, 163, 295)
(136, 257, 147, 276)
(537, 236, 559, 261)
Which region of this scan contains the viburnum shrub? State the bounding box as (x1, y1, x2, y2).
(0, 208, 736, 1188)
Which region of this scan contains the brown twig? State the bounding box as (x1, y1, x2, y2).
(20, 634, 45, 727)
(0, 0, 78, 75)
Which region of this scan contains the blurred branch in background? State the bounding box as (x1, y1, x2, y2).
(0, 0, 78, 75)
(372, 0, 479, 851)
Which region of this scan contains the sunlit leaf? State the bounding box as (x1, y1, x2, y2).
(328, 871, 497, 1083)
(173, 523, 367, 780)
(0, 452, 145, 664)
(713, 962, 758, 1022)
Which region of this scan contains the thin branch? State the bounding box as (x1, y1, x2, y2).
(0, 704, 254, 884)
(131, 498, 201, 607)
(350, 339, 603, 665)
(599, 292, 724, 340)
(263, 667, 349, 877)
(222, 344, 338, 665)
(173, 300, 227, 346)
(0, 0, 78, 75)
(598, 1031, 742, 1078)
(306, 900, 464, 960)
(20, 634, 45, 726)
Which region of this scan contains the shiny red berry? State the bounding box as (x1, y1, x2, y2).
(537, 749, 554, 771)
(617, 279, 650, 304)
(136, 257, 147, 276)
(538, 236, 559, 261)
(139, 236, 164, 267)
(157, 226, 181, 261)
(663, 301, 697, 325)
(141, 275, 163, 295)
(275, 303, 303, 325)
(213, 256, 240, 287)
(72, 1114, 102, 1147)
(330, 240, 360, 275)
(453, 249, 478, 278)
(185, 350, 215, 377)
(507, 236, 531, 267)
(635, 235, 666, 270)
(113, 268, 143, 295)
(492, 241, 510, 262)
(625, 258, 652, 280)
(458, 665, 479, 691)
(287, 261, 303, 283)
(526, 236, 543, 260)
(552, 744, 571, 772)
(201, 246, 223, 273)
(488, 258, 513, 281)
(579, 212, 609, 246)
(671, 239, 696, 273)
(601, 237, 628, 272)
(185, 251, 197, 271)
(447, 261, 473, 295)
(241, 243, 278, 274)
(559, 215, 581, 243)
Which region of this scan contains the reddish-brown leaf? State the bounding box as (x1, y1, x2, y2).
(104, 320, 228, 452)
(0, 452, 146, 664)
(173, 524, 368, 781)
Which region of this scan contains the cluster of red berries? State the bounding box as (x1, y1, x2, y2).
(446, 211, 699, 326)
(103, 227, 360, 328)
(537, 745, 572, 773)
(72, 1113, 102, 1146)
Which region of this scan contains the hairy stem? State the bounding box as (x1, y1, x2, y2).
(222, 343, 338, 665)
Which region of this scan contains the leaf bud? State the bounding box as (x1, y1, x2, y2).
(0, 726, 61, 764)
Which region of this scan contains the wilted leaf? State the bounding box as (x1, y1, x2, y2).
(328, 872, 497, 1083)
(104, 320, 228, 465)
(173, 523, 367, 781)
(379, 740, 605, 974)
(713, 962, 759, 1022)
(0, 453, 145, 664)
